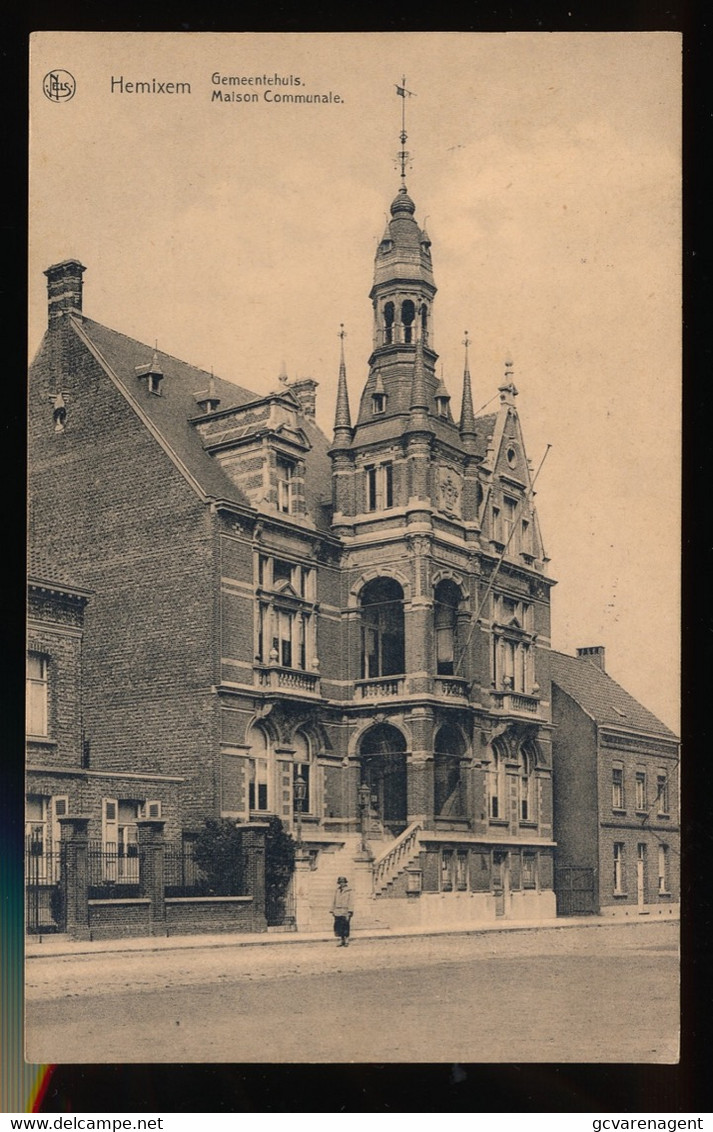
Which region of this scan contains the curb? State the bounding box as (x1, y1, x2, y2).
(25, 912, 679, 961)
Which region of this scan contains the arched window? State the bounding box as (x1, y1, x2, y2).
(434, 579, 460, 676)
(401, 300, 415, 344)
(420, 303, 428, 343)
(246, 725, 271, 813)
(360, 578, 405, 678)
(384, 302, 395, 345)
(292, 731, 312, 815)
(488, 743, 507, 820)
(434, 724, 466, 817)
(519, 744, 536, 822)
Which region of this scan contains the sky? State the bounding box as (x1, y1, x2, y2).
(29, 32, 681, 729)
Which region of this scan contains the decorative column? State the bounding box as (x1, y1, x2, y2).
(240, 822, 268, 931)
(58, 815, 90, 941)
(137, 819, 166, 936)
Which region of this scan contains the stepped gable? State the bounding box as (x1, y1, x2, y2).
(550, 649, 677, 738)
(71, 316, 334, 531)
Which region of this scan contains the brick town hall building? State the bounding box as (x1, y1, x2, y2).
(27, 125, 678, 935)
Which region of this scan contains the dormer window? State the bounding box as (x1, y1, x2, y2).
(436, 396, 449, 418)
(135, 352, 164, 396)
(277, 458, 295, 514)
(372, 393, 386, 415)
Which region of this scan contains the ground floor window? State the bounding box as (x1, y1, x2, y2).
(658, 844, 670, 893)
(101, 798, 140, 883)
(522, 852, 537, 889)
(440, 849, 469, 892)
(613, 842, 625, 894)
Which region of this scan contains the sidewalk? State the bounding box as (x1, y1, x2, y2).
(25, 909, 678, 960)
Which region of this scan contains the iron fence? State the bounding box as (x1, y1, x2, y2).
(25, 834, 62, 933)
(163, 840, 208, 896)
(555, 866, 597, 916)
(88, 839, 140, 898)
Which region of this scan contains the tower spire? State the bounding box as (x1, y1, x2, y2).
(395, 77, 415, 184)
(332, 324, 352, 442)
(459, 331, 477, 443)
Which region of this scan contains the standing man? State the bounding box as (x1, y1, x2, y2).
(331, 876, 354, 946)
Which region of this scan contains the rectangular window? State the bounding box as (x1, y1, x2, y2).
(522, 853, 537, 889)
(249, 758, 269, 811)
(657, 773, 670, 815)
(277, 458, 294, 514)
(117, 801, 139, 884)
(365, 464, 393, 511)
(492, 506, 501, 543)
(26, 653, 48, 736)
(384, 462, 394, 509)
(503, 497, 517, 548)
(372, 393, 385, 414)
(612, 766, 624, 811)
(658, 844, 669, 893)
(366, 466, 377, 511)
(635, 770, 646, 812)
(455, 851, 468, 891)
(613, 842, 625, 894)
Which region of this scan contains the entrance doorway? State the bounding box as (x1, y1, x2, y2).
(359, 724, 408, 835)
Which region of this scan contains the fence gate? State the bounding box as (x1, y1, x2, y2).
(25, 834, 63, 934)
(555, 866, 597, 916)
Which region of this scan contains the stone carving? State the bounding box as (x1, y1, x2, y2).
(437, 466, 462, 516)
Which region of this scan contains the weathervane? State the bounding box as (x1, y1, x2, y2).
(395, 76, 415, 182)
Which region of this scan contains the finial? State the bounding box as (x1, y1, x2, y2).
(499, 356, 519, 404)
(395, 77, 415, 183)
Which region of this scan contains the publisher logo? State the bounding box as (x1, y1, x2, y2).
(43, 70, 76, 102)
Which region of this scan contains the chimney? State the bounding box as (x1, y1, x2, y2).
(289, 378, 318, 419)
(44, 260, 86, 324)
(577, 646, 606, 671)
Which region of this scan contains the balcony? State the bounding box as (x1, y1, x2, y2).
(356, 676, 405, 700)
(255, 665, 321, 695)
(433, 676, 469, 700)
(490, 690, 540, 716)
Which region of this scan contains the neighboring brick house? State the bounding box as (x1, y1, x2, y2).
(551, 647, 680, 917)
(26, 570, 184, 929)
(28, 166, 562, 930)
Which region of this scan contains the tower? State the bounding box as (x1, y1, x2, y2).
(325, 84, 556, 927)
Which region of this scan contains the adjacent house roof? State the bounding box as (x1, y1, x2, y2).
(550, 650, 678, 740)
(66, 316, 335, 532)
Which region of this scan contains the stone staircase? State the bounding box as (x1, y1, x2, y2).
(293, 833, 393, 932)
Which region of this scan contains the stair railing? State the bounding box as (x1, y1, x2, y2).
(372, 820, 423, 894)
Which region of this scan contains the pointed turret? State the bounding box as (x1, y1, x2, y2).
(459, 332, 477, 451)
(331, 324, 352, 449)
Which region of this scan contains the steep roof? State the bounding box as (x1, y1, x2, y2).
(474, 412, 497, 460)
(70, 316, 334, 532)
(550, 650, 678, 740)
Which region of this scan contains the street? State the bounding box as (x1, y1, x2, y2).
(25, 921, 678, 1064)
